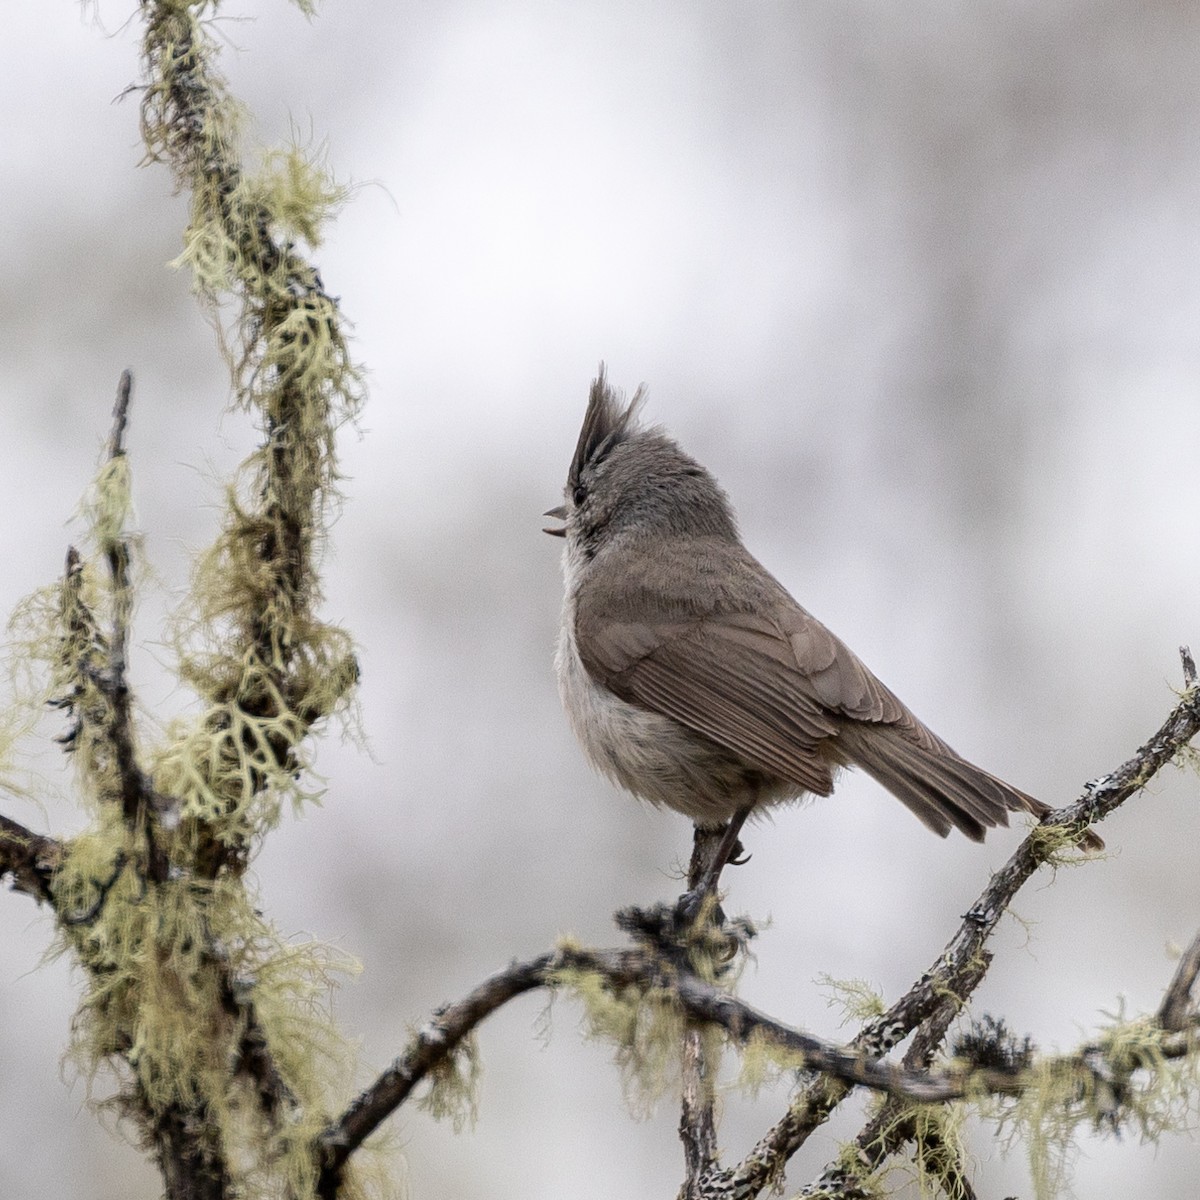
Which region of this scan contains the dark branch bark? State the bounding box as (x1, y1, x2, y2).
(0, 813, 60, 905)
(152, 1095, 233, 1200)
(1158, 929, 1200, 1033)
(316, 951, 562, 1197)
(678, 823, 729, 1198)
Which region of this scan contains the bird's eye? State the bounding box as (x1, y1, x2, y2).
(572, 484, 587, 506)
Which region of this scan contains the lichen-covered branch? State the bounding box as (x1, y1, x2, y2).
(0, 813, 60, 904)
(726, 655, 1200, 1199)
(140, 0, 362, 875)
(317, 904, 1200, 1198)
(98, 372, 142, 822)
(1, 4, 367, 1199)
(312, 664, 1200, 1198)
(317, 941, 991, 1199)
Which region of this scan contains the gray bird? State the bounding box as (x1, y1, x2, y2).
(546, 367, 1101, 854)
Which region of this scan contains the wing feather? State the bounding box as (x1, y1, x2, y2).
(606, 628, 838, 795)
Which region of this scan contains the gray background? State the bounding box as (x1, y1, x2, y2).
(2, 1, 1199, 1197)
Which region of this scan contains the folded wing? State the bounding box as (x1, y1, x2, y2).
(577, 560, 1043, 842)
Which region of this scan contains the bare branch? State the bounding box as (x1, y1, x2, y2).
(1181, 645, 1197, 689)
(1158, 930, 1200, 1033)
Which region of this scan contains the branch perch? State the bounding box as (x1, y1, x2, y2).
(730, 650, 1200, 1197)
(0, 813, 61, 905)
(313, 657, 1200, 1198)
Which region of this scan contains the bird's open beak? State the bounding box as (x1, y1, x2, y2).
(542, 505, 567, 537)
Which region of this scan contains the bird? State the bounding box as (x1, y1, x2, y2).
(545, 366, 1102, 860)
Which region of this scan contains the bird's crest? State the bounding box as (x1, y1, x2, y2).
(568, 364, 647, 489)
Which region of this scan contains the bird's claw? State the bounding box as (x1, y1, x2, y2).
(673, 888, 726, 930)
(727, 838, 751, 867)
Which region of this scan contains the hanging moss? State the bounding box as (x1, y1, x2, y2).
(818, 975, 888, 1026)
(415, 1032, 483, 1134)
(553, 954, 691, 1118)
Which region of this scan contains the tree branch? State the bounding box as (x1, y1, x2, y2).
(314, 663, 1200, 1196)
(101, 371, 147, 826)
(318, 931, 1200, 1196)
(678, 823, 731, 1198)
(1158, 929, 1200, 1033)
(92, 371, 170, 883)
(727, 655, 1200, 1196)
(0, 813, 60, 905)
(316, 950, 562, 1197)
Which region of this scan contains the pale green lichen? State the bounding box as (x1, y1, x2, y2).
(54, 814, 367, 1197)
(416, 1032, 482, 1133)
(813, 1098, 974, 1200)
(978, 1002, 1200, 1200)
(136, 0, 364, 862)
(887, 1101, 974, 1200)
(1027, 821, 1103, 867)
(255, 142, 351, 251)
(553, 961, 690, 1118)
(2, 2, 377, 1196)
(736, 1027, 807, 1100)
(818, 974, 887, 1026)
(85, 454, 133, 557)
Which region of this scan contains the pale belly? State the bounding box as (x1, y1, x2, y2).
(555, 612, 801, 827)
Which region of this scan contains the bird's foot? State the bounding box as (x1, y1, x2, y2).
(727, 838, 752, 867)
(673, 888, 726, 930)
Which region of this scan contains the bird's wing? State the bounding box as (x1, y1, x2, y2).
(579, 599, 1029, 838)
(575, 599, 870, 797)
(574, 541, 1020, 838)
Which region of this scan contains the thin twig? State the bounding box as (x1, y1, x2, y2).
(96, 372, 170, 883)
(678, 824, 728, 1197)
(1158, 930, 1200, 1033)
(316, 950, 564, 1197)
(1181, 645, 1197, 689)
(103, 371, 140, 823)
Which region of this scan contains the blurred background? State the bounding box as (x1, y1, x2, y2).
(3, 1, 1199, 1196)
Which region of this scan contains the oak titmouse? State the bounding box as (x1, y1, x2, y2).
(547, 367, 1102, 852)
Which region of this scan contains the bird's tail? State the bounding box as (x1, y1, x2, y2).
(834, 723, 1104, 850)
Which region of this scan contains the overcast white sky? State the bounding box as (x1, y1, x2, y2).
(2, 2, 1200, 1198)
